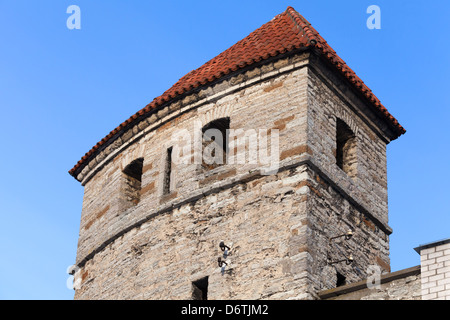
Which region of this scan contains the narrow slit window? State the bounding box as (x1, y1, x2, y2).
(192, 277, 208, 300)
(122, 158, 144, 209)
(163, 147, 173, 195)
(336, 118, 357, 178)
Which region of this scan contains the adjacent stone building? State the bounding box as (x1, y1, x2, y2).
(68, 7, 410, 300)
(319, 238, 450, 300)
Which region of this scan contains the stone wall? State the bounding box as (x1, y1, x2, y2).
(75, 165, 315, 299)
(304, 165, 391, 296)
(302, 62, 393, 296)
(306, 61, 390, 226)
(319, 266, 421, 300)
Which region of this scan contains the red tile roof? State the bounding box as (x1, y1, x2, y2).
(69, 6, 405, 178)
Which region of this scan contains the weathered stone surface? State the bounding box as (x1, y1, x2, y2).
(320, 266, 421, 300)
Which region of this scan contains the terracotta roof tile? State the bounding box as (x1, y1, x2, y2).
(69, 6, 405, 178)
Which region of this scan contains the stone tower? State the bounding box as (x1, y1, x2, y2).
(69, 7, 405, 300)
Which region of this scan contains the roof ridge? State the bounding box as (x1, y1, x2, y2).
(285, 6, 318, 46)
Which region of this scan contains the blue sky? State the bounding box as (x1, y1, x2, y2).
(0, 1, 448, 300)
